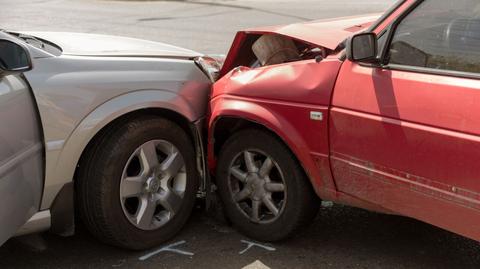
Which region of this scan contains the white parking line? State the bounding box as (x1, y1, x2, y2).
(139, 241, 194, 261)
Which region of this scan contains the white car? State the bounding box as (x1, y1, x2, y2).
(0, 30, 220, 249)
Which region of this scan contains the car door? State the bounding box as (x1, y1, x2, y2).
(0, 34, 44, 245)
(330, 0, 480, 241)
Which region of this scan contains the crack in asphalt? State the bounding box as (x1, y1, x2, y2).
(157, 0, 313, 21)
(137, 9, 241, 21)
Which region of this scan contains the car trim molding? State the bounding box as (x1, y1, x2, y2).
(331, 152, 480, 210)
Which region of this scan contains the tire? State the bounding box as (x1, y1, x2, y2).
(77, 116, 198, 250)
(216, 129, 320, 242)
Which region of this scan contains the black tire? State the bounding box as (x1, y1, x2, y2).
(216, 129, 320, 242)
(76, 116, 198, 250)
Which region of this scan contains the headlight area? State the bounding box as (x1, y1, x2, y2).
(194, 55, 225, 82)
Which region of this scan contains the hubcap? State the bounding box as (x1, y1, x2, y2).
(120, 140, 186, 230)
(228, 150, 286, 224)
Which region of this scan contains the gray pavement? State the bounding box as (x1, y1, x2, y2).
(1, 205, 480, 268)
(2, 0, 394, 54)
(1, 0, 480, 268)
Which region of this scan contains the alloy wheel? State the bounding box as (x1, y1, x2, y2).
(119, 140, 187, 230)
(227, 150, 287, 224)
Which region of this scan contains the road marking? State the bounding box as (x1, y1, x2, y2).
(239, 240, 276, 255)
(139, 241, 194, 261)
(321, 201, 334, 207)
(242, 260, 271, 269)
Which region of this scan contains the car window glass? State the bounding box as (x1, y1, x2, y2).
(388, 0, 480, 73)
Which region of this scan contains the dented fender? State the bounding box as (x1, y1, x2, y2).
(209, 96, 323, 190)
(209, 58, 345, 198)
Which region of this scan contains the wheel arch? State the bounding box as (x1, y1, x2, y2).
(76, 107, 197, 173)
(210, 114, 319, 193)
(208, 95, 332, 199)
(41, 90, 203, 210)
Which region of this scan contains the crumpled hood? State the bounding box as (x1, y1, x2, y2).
(244, 14, 381, 50)
(19, 31, 201, 58)
(219, 14, 380, 76)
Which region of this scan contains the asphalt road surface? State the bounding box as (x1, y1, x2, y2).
(2, 0, 395, 54)
(1, 0, 480, 268)
(1, 205, 480, 269)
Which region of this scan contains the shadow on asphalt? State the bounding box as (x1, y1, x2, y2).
(0, 205, 479, 268)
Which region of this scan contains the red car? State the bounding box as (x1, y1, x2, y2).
(208, 0, 480, 242)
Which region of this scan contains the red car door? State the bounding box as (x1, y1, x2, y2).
(330, 0, 480, 241)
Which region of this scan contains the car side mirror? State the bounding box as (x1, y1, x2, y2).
(0, 39, 32, 75)
(347, 32, 379, 64)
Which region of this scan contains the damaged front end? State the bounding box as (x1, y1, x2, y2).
(210, 28, 349, 103)
(195, 55, 225, 82)
(209, 15, 380, 198)
(218, 14, 379, 77)
(218, 32, 337, 80)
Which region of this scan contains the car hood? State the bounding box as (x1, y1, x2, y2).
(19, 31, 201, 59)
(219, 14, 380, 76)
(244, 14, 381, 50)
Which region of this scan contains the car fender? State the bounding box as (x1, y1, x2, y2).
(41, 89, 197, 209)
(209, 96, 326, 194)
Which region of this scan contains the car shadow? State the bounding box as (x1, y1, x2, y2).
(0, 205, 478, 268)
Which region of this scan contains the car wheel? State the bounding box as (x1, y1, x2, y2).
(216, 129, 319, 242)
(77, 116, 198, 250)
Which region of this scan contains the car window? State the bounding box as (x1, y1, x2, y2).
(388, 0, 480, 73)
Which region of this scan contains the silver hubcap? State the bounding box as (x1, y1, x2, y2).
(228, 150, 286, 224)
(120, 140, 186, 230)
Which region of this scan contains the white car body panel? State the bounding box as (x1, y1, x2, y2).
(20, 32, 211, 209)
(0, 73, 44, 245)
(21, 31, 201, 58)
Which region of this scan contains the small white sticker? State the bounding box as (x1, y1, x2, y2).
(310, 111, 323, 121)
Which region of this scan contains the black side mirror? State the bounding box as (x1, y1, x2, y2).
(0, 39, 32, 75)
(347, 32, 379, 63)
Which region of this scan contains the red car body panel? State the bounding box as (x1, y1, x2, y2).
(243, 14, 380, 49)
(332, 59, 480, 239)
(210, 58, 343, 197)
(209, 0, 480, 241)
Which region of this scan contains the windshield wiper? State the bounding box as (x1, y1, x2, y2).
(18, 33, 45, 49)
